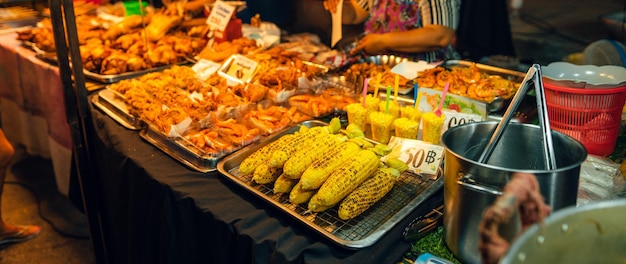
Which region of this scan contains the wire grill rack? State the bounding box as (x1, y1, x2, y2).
(217, 120, 443, 249)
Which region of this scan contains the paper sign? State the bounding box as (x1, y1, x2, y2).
(417, 87, 487, 119)
(191, 59, 221, 81)
(331, 0, 343, 47)
(383, 137, 444, 176)
(441, 110, 483, 133)
(206, 1, 236, 31)
(218, 54, 258, 84)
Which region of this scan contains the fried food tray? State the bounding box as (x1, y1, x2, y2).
(217, 120, 443, 249)
(139, 124, 225, 173)
(91, 88, 143, 130)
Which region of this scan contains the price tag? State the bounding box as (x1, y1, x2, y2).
(206, 1, 236, 31)
(191, 59, 221, 81)
(383, 137, 445, 176)
(441, 110, 483, 134)
(218, 54, 258, 84)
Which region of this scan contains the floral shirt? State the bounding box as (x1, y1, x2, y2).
(363, 0, 460, 62)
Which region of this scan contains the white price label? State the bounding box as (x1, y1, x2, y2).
(442, 110, 483, 133)
(191, 59, 221, 81)
(384, 137, 444, 176)
(206, 1, 236, 31)
(218, 54, 258, 84)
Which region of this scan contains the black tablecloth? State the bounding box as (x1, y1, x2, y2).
(89, 102, 443, 264)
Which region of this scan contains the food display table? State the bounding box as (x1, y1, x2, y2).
(0, 30, 73, 195)
(89, 103, 443, 263)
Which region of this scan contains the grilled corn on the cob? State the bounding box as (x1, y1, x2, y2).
(316, 149, 379, 206)
(300, 141, 362, 190)
(338, 167, 399, 220)
(273, 174, 298, 194)
(252, 164, 283, 185)
(289, 180, 317, 204)
(238, 134, 295, 175)
(283, 133, 340, 179)
(268, 127, 326, 168)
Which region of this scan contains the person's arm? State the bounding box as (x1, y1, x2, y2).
(323, 0, 369, 25)
(352, 0, 459, 55)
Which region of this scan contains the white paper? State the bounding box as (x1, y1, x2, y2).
(390, 61, 438, 80)
(331, 0, 344, 48)
(206, 1, 236, 31)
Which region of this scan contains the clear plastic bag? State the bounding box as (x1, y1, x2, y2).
(577, 154, 626, 206)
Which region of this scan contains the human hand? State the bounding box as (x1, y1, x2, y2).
(351, 33, 387, 55)
(323, 0, 341, 13)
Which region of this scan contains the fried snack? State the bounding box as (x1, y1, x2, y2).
(103, 14, 151, 40)
(143, 13, 183, 42)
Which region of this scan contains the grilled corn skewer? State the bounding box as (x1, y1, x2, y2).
(238, 134, 295, 175)
(300, 141, 362, 190)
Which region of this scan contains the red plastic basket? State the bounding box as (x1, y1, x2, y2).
(543, 81, 626, 156)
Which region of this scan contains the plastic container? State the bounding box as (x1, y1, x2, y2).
(543, 81, 626, 156)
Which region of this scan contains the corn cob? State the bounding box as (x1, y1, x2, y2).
(252, 164, 283, 185)
(238, 134, 295, 175)
(273, 174, 299, 194)
(283, 132, 340, 179)
(307, 193, 335, 213)
(338, 167, 400, 220)
(289, 180, 317, 204)
(300, 141, 362, 190)
(268, 127, 326, 168)
(316, 149, 379, 206)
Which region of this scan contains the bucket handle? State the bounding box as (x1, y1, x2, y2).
(477, 172, 551, 264)
(457, 174, 502, 196)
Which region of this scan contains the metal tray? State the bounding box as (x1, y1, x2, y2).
(217, 120, 444, 249)
(441, 60, 526, 112)
(140, 124, 227, 173)
(91, 88, 143, 130)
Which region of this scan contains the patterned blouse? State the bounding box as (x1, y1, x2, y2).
(362, 0, 460, 62)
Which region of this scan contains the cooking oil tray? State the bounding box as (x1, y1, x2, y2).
(217, 120, 443, 249)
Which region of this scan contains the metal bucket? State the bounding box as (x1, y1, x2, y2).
(501, 198, 626, 263)
(441, 121, 587, 264)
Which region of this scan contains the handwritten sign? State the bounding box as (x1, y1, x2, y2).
(206, 1, 236, 31)
(383, 137, 444, 176)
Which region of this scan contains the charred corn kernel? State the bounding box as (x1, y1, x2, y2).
(384, 158, 409, 173)
(316, 149, 379, 206)
(239, 134, 295, 175)
(338, 167, 399, 220)
(273, 174, 298, 194)
(252, 164, 282, 184)
(269, 127, 326, 168)
(421, 112, 446, 144)
(283, 133, 339, 179)
(300, 141, 362, 190)
(289, 180, 317, 204)
(307, 193, 335, 213)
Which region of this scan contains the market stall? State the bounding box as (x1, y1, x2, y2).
(3, 1, 626, 264)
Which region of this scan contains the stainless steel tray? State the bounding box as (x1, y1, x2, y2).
(91, 88, 143, 130)
(83, 64, 180, 84)
(139, 124, 225, 173)
(216, 120, 444, 249)
(441, 60, 526, 112)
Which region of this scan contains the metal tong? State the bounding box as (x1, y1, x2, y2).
(477, 64, 557, 170)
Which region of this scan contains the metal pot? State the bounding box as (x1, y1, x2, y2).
(441, 121, 587, 264)
(501, 198, 626, 263)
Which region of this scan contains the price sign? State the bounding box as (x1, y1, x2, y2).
(206, 1, 236, 31)
(383, 137, 445, 176)
(218, 54, 258, 84)
(441, 110, 483, 134)
(191, 59, 221, 81)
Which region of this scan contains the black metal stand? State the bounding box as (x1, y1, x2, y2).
(48, 0, 107, 262)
